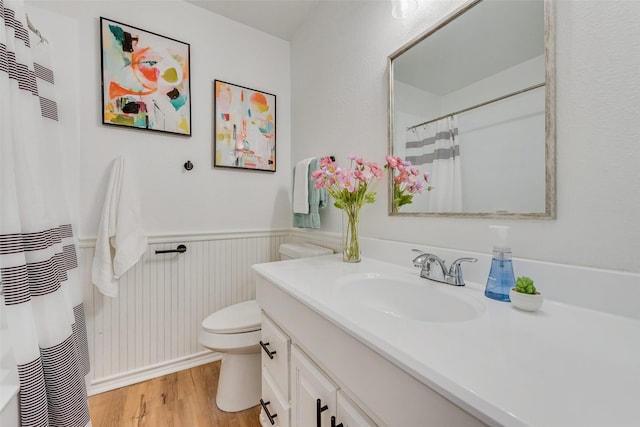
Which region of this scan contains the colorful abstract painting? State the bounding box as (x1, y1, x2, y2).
(214, 80, 276, 172)
(100, 17, 191, 136)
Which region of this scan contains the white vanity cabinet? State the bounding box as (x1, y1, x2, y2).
(256, 274, 486, 427)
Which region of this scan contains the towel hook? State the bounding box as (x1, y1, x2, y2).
(155, 244, 187, 254)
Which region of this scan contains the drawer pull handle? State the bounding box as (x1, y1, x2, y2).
(260, 398, 278, 425)
(316, 399, 328, 427)
(331, 416, 344, 427)
(260, 341, 277, 359)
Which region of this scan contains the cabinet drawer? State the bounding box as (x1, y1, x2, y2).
(261, 314, 290, 395)
(261, 369, 290, 427)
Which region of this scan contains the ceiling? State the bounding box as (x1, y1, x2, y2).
(184, 0, 321, 41)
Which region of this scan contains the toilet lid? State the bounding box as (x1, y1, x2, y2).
(202, 300, 261, 334)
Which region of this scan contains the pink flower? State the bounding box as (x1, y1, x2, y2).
(326, 164, 339, 175)
(385, 155, 399, 169)
(369, 163, 383, 179)
(320, 156, 333, 168)
(410, 181, 425, 193)
(338, 169, 356, 192)
(394, 169, 408, 184)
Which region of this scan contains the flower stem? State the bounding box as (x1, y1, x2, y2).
(343, 205, 360, 263)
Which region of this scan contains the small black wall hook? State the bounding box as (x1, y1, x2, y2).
(184, 160, 193, 171)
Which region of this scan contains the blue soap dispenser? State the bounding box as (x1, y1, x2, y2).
(485, 225, 515, 302)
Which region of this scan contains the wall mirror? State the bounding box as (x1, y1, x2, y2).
(388, 0, 555, 218)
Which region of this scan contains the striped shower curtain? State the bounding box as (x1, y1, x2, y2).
(405, 116, 462, 212)
(1, 1, 91, 426)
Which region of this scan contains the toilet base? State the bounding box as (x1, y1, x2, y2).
(215, 351, 261, 412)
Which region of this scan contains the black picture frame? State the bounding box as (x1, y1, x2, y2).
(213, 79, 276, 172)
(100, 17, 192, 136)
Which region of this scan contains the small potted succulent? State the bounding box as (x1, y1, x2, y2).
(509, 276, 543, 312)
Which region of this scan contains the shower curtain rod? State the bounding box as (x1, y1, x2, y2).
(407, 82, 545, 131)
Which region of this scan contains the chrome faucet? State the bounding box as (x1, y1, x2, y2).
(412, 249, 477, 286)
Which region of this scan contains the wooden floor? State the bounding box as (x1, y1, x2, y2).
(88, 361, 262, 427)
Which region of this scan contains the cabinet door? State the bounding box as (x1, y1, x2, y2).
(334, 390, 377, 427)
(291, 345, 338, 427)
(261, 314, 290, 396)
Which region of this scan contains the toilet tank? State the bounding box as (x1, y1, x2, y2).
(279, 243, 333, 260)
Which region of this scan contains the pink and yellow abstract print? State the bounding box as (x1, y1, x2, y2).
(213, 80, 276, 172)
(100, 18, 191, 136)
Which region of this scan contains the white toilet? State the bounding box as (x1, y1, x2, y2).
(199, 242, 333, 412)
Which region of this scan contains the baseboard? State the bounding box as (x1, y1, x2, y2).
(87, 351, 222, 396)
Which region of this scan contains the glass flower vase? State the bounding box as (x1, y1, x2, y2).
(342, 205, 361, 263)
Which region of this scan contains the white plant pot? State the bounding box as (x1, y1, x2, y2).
(509, 288, 543, 312)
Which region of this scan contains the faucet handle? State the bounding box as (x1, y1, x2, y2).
(411, 249, 442, 267)
(447, 257, 478, 286)
(411, 249, 427, 267)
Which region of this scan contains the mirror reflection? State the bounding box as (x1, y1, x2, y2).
(389, 0, 554, 217)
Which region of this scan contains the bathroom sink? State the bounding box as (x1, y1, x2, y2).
(337, 273, 484, 323)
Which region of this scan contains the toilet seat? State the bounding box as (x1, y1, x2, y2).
(199, 328, 261, 353)
(202, 300, 261, 334)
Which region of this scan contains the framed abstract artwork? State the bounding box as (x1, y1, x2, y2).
(213, 80, 276, 172)
(100, 17, 191, 136)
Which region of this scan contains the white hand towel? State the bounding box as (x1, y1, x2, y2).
(92, 156, 148, 297)
(293, 157, 314, 214)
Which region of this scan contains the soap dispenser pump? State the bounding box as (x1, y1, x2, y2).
(485, 225, 515, 301)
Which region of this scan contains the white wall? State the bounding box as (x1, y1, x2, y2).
(451, 56, 545, 213)
(27, 0, 292, 239)
(291, 0, 640, 274)
(27, 0, 640, 272)
(439, 55, 544, 115)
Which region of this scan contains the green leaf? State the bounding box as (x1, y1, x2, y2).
(398, 194, 413, 207)
(364, 192, 376, 204)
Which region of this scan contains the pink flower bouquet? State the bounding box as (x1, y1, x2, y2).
(384, 155, 432, 212)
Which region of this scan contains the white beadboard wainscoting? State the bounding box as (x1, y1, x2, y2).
(78, 229, 340, 395)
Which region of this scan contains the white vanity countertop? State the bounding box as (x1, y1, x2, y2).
(253, 255, 640, 427)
